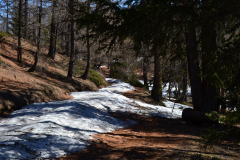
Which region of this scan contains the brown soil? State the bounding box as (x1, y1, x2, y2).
(59, 90, 240, 160)
(100, 65, 110, 78)
(0, 36, 104, 116)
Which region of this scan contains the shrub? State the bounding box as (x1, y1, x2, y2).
(201, 102, 240, 147)
(0, 31, 8, 39)
(128, 74, 144, 88)
(89, 70, 106, 87)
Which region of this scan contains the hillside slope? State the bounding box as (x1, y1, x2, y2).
(0, 34, 108, 115)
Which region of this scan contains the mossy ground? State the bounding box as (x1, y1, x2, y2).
(89, 70, 107, 87)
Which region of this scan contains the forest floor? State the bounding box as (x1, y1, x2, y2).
(59, 67, 240, 160)
(0, 36, 239, 159)
(0, 35, 107, 116)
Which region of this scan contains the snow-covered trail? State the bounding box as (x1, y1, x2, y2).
(0, 78, 191, 159)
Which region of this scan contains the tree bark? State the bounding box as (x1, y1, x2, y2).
(184, 0, 203, 111)
(65, 24, 71, 56)
(220, 88, 226, 113)
(6, 0, 9, 33)
(142, 47, 149, 89)
(142, 58, 148, 88)
(48, 0, 57, 59)
(151, 48, 161, 102)
(81, 1, 91, 80)
(53, 23, 58, 56)
(67, 0, 75, 78)
(201, 0, 219, 113)
(24, 0, 28, 39)
(28, 0, 42, 72)
(17, 0, 22, 63)
(187, 22, 203, 111)
(179, 57, 188, 102)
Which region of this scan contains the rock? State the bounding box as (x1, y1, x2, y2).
(182, 108, 215, 124)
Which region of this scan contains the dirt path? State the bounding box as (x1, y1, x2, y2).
(59, 89, 240, 160)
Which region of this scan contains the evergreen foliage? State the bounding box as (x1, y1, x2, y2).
(74, 0, 240, 146)
(9, 1, 22, 36)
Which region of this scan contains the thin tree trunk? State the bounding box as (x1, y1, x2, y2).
(151, 48, 161, 102)
(67, 0, 75, 78)
(65, 24, 71, 56)
(28, 0, 42, 72)
(17, 0, 22, 62)
(142, 46, 148, 89)
(220, 88, 226, 113)
(182, 58, 188, 101)
(53, 23, 58, 56)
(48, 0, 56, 59)
(6, 0, 9, 33)
(143, 58, 148, 89)
(24, 0, 28, 39)
(81, 1, 91, 80)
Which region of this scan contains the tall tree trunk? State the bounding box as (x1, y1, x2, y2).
(184, 0, 203, 111)
(142, 46, 149, 89)
(32, 24, 36, 43)
(220, 88, 226, 113)
(65, 24, 71, 56)
(6, 0, 9, 33)
(28, 0, 42, 72)
(67, 0, 75, 78)
(151, 48, 161, 102)
(187, 22, 202, 111)
(60, 32, 64, 51)
(48, 0, 57, 59)
(181, 57, 188, 102)
(201, 0, 219, 113)
(81, 1, 91, 80)
(142, 58, 148, 89)
(17, 0, 22, 63)
(53, 23, 58, 56)
(24, 0, 28, 39)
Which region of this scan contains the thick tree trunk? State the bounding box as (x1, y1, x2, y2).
(151, 49, 161, 102)
(67, 0, 75, 78)
(201, 0, 219, 113)
(48, 0, 57, 59)
(187, 19, 202, 111)
(182, 108, 217, 123)
(17, 0, 22, 63)
(28, 0, 42, 72)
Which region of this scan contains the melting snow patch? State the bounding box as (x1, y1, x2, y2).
(0, 78, 190, 159)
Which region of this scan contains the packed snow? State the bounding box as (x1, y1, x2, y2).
(0, 78, 191, 159)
